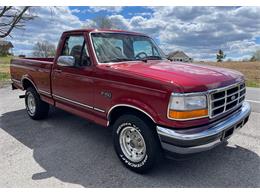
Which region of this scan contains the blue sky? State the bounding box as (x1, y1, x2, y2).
(6, 6, 260, 61)
(70, 6, 153, 19)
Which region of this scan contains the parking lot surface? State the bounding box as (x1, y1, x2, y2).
(0, 87, 259, 187)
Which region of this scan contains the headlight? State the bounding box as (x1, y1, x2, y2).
(168, 94, 208, 120)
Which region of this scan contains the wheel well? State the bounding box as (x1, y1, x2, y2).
(22, 79, 36, 91)
(108, 106, 155, 127)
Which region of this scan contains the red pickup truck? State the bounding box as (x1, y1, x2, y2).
(10, 29, 251, 173)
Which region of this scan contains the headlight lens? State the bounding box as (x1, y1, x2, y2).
(168, 94, 208, 120)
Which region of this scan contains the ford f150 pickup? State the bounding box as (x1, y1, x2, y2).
(10, 29, 251, 173)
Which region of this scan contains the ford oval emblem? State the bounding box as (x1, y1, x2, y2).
(231, 95, 236, 100)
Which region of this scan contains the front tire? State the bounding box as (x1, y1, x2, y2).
(113, 114, 161, 173)
(25, 87, 49, 120)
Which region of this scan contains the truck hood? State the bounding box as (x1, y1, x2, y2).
(108, 60, 244, 92)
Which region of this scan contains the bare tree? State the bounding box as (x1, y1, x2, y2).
(0, 6, 35, 38)
(94, 16, 114, 29)
(83, 16, 115, 29)
(32, 41, 56, 58)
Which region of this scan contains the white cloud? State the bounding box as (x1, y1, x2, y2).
(6, 6, 260, 60)
(82, 19, 96, 28)
(7, 7, 82, 56)
(71, 8, 81, 13)
(87, 6, 123, 13)
(109, 15, 131, 29)
(128, 12, 152, 17)
(103, 6, 260, 60)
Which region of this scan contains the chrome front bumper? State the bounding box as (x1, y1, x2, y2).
(157, 102, 251, 154)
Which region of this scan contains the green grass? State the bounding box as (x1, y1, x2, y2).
(0, 72, 10, 80)
(0, 72, 10, 87)
(0, 55, 12, 64)
(246, 80, 260, 88)
(0, 55, 12, 87)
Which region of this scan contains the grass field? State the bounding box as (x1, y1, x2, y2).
(0, 56, 12, 87)
(0, 56, 259, 87)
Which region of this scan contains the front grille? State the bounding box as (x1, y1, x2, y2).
(209, 82, 246, 118)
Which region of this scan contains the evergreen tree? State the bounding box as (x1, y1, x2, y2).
(216, 49, 226, 62)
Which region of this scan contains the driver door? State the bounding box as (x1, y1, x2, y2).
(52, 33, 94, 113)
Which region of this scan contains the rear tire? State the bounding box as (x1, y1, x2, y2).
(25, 87, 49, 120)
(113, 114, 161, 173)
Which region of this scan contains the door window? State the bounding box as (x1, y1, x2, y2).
(61, 36, 91, 66)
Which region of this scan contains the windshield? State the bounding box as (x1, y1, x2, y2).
(91, 32, 166, 63)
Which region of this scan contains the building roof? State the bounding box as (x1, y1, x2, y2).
(168, 51, 190, 59)
(0, 40, 13, 47)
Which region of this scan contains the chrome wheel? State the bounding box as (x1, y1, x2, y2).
(119, 126, 146, 162)
(27, 92, 36, 115)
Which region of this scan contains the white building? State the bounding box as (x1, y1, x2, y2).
(167, 51, 193, 62)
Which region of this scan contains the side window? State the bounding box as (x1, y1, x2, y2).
(61, 36, 90, 67)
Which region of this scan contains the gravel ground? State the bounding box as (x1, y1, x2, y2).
(0, 87, 259, 187)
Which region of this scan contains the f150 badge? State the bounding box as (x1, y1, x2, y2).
(101, 91, 112, 99)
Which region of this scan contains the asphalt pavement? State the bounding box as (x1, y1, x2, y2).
(0, 86, 259, 187)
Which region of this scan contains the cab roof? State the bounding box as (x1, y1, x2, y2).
(63, 28, 147, 36)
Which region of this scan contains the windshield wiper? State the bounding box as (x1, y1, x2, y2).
(138, 56, 162, 62)
(102, 56, 162, 63)
(102, 58, 135, 63)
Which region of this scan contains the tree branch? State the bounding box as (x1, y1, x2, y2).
(0, 6, 35, 38)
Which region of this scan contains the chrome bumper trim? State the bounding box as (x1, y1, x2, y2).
(157, 102, 251, 154)
(38, 89, 51, 97)
(161, 140, 222, 154)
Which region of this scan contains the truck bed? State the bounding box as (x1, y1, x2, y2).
(10, 57, 54, 95)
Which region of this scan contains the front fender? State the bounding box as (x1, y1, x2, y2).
(108, 98, 160, 124)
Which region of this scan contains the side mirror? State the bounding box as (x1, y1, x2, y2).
(57, 56, 75, 67)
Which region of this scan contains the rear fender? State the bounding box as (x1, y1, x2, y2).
(21, 75, 38, 91)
